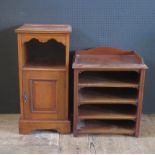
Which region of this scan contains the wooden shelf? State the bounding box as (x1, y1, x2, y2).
(79, 88, 138, 104)
(79, 71, 139, 88)
(23, 64, 66, 71)
(78, 120, 135, 135)
(78, 126, 134, 135)
(79, 105, 136, 120)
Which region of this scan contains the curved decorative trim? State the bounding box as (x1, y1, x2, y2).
(25, 38, 66, 47)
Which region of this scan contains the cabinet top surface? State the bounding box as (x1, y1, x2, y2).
(15, 24, 72, 33)
(72, 48, 148, 69)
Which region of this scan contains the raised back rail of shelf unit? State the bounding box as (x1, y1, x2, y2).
(72, 47, 148, 70)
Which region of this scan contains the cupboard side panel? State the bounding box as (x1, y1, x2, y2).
(17, 34, 24, 118)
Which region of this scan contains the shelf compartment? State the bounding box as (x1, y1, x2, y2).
(79, 105, 136, 120)
(79, 71, 139, 88)
(24, 38, 66, 67)
(77, 120, 135, 135)
(79, 88, 138, 104)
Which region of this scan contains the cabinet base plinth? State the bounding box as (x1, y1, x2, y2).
(19, 118, 71, 134)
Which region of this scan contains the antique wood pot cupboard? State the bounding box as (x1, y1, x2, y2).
(16, 24, 71, 134)
(72, 48, 147, 137)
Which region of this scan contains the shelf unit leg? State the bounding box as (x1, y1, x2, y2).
(135, 69, 146, 137)
(73, 130, 78, 137)
(73, 70, 79, 137)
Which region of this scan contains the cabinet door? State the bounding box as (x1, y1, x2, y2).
(23, 70, 66, 120)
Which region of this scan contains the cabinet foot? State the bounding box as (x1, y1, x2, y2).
(19, 119, 71, 134)
(57, 127, 70, 134)
(19, 126, 33, 134)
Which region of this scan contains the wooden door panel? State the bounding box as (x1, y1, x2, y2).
(23, 70, 66, 120)
(30, 80, 57, 112)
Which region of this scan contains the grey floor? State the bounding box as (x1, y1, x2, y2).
(0, 114, 155, 154)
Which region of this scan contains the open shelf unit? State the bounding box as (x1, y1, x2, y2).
(77, 72, 138, 135)
(73, 48, 147, 137)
